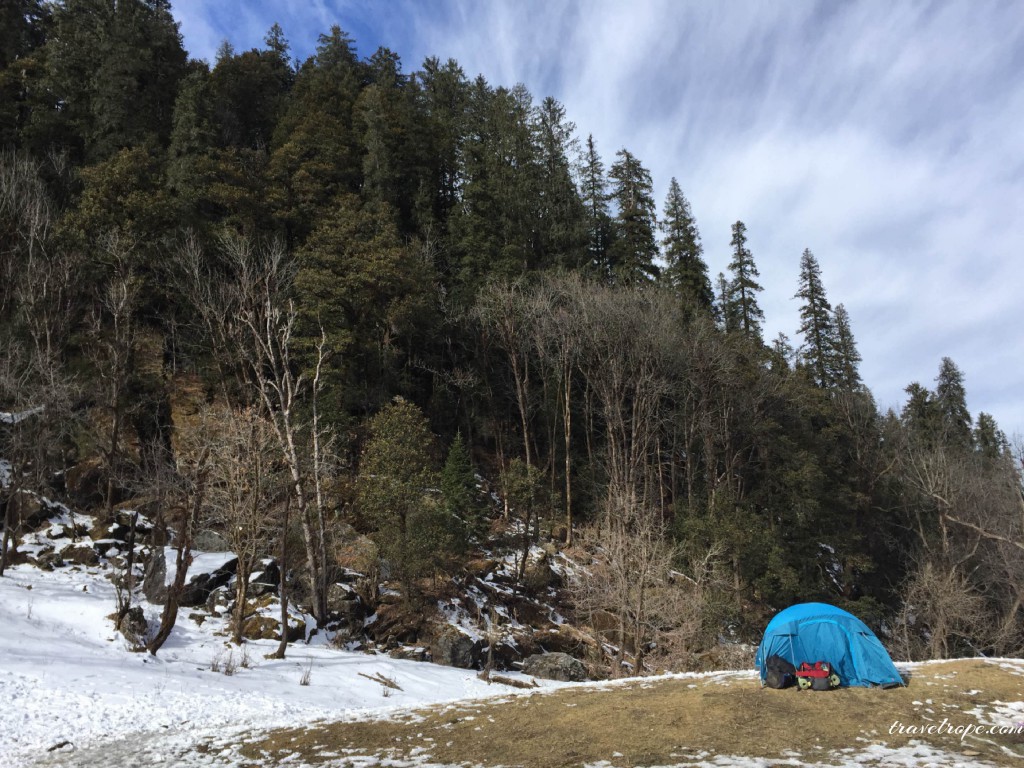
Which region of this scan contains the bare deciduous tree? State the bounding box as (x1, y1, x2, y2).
(203, 404, 283, 645)
(175, 234, 334, 626)
(88, 233, 142, 523)
(571, 494, 681, 676)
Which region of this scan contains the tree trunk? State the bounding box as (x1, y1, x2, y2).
(232, 561, 250, 645)
(272, 496, 291, 659)
(0, 495, 14, 577)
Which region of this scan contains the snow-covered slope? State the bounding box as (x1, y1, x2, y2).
(0, 559, 565, 768)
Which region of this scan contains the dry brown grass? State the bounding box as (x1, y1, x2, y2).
(238, 660, 1024, 767)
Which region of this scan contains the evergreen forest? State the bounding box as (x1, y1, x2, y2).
(2, 0, 1023, 668)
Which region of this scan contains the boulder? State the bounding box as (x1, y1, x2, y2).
(60, 544, 100, 567)
(193, 529, 229, 552)
(389, 646, 429, 662)
(522, 652, 588, 682)
(117, 606, 148, 648)
(143, 547, 236, 606)
(10, 494, 52, 531)
(34, 550, 64, 570)
(370, 601, 424, 645)
(243, 614, 305, 643)
(142, 547, 168, 604)
(249, 561, 281, 596)
(65, 456, 105, 508)
(431, 624, 480, 669)
(242, 616, 280, 641)
(179, 567, 234, 607)
(205, 585, 231, 616)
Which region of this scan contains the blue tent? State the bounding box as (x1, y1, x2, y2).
(755, 602, 903, 688)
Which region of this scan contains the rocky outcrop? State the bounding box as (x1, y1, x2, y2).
(142, 547, 237, 606)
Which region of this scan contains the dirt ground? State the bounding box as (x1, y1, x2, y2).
(234, 659, 1024, 767)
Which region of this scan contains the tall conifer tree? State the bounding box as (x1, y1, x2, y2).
(794, 248, 835, 387)
(608, 148, 658, 284)
(660, 178, 712, 318)
(831, 304, 862, 389)
(579, 134, 613, 280)
(726, 220, 764, 339)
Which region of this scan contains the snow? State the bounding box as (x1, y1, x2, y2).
(0, 560, 563, 768)
(162, 546, 236, 586)
(0, 406, 45, 425)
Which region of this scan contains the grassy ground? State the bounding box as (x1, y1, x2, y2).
(237, 660, 1024, 767)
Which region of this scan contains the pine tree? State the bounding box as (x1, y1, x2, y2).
(973, 412, 1007, 460)
(579, 134, 613, 279)
(934, 357, 972, 449)
(607, 148, 659, 284)
(357, 47, 414, 223)
(831, 304, 862, 389)
(440, 432, 481, 540)
(357, 398, 442, 596)
(268, 25, 361, 240)
(294, 195, 434, 415)
(0, 0, 49, 149)
(902, 381, 937, 444)
(794, 248, 835, 387)
(726, 221, 764, 339)
(532, 96, 587, 270)
(716, 271, 737, 332)
(410, 56, 468, 239)
(659, 178, 712, 318)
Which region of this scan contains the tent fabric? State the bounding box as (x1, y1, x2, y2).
(755, 602, 903, 688)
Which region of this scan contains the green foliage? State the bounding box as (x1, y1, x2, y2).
(607, 148, 659, 285)
(293, 195, 435, 416)
(579, 134, 614, 279)
(40, 0, 187, 162)
(440, 432, 483, 540)
(794, 248, 835, 387)
(725, 221, 764, 339)
(659, 177, 712, 318)
(357, 399, 449, 591)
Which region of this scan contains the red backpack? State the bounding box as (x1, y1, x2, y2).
(796, 661, 840, 690)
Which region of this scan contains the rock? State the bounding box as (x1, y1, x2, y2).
(142, 547, 168, 604)
(431, 624, 480, 669)
(65, 456, 105, 508)
(34, 550, 64, 570)
(243, 614, 305, 642)
(326, 582, 364, 630)
(206, 585, 231, 615)
(333, 532, 378, 574)
(249, 561, 280, 596)
(10, 494, 52, 530)
(242, 616, 280, 640)
(60, 544, 100, 566)
(117, 606, 148, 648)
(143, 547, 237, 607)
(371, 601, 425, 645)
(522, 652, 588, 682)
(180, 567, 234, 607)
(389, 646, 429, 662)
(193, 529, 229, 552)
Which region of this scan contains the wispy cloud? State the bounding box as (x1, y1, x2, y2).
(171, 0, 1024, 436)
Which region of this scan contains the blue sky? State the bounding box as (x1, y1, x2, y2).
(171, 0, 1024, 439)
